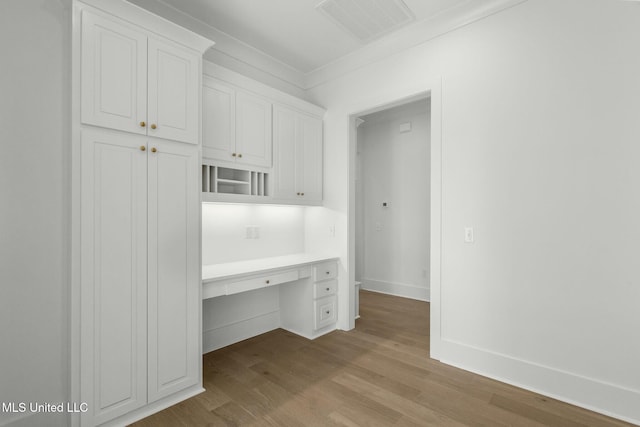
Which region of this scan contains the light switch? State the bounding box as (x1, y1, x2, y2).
(464, 227, 474, 243)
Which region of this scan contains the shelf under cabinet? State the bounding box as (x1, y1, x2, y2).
(202, 164, 269, 197)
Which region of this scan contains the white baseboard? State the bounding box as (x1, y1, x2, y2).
(361, 278, 430, 302)
(202, 311, 280, 353)
(439, 339, 640, 426)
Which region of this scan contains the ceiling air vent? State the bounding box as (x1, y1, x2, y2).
(316, 0, 415, 43)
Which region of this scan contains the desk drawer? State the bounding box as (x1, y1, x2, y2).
(313, 279, 337, 299)
(313, 261, 337, 281)
(226, 269, 300, 295)
(314, 296, 337, 330)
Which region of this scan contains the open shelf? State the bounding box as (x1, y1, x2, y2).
(202, 164, 269, 198)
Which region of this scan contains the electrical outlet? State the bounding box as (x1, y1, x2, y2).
(464, 227, 474, 243)
(245, 226, 260, 239)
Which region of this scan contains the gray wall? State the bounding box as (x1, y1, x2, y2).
(0, 1, 70, 426)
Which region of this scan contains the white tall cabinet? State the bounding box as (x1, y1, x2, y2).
(72, 1, 213, 426)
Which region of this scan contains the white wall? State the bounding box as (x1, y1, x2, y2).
(306, 0, 640, 424)
(0, 1, 70, 426)
(356, 100, 431, 301)
(201, 203, 305, 265)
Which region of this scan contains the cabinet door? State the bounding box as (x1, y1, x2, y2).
(147, 140, 200, 402)
(298, 114, 323, 203)
(235, 91, 272, 167)
(81, 10, 147, 135)
(80, 129, 148, 425)
(202, 80, 236, 161)
(147, 38, 200, 144)
(272, 105, 298, 200)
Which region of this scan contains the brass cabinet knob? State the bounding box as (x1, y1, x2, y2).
(140, 146, 146, 151)
(231, 153, 237, 157)
(150, 124, 157, 129)
(266, 280, 270, 284)
(301, 192, 305, 196)
(238, 154, 243, 158)
(139, 121, 146, 127)
(296, 192, 300, 196)
(151, 147, 157, 153)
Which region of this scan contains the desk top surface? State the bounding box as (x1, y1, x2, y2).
(203, 253, 339, 283)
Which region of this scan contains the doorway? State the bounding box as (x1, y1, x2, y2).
(346, 83, 442, 359)
(354, 98, 431, 304)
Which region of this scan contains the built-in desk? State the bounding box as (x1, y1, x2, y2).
(202, 254, 339, 353)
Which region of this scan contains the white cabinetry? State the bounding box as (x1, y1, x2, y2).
(280, 261, 338, 339)
(203, 78, 272, 167)
(73, 1, 212, 425)
(273, 104, 323, 205)
(81, 8, 200, 144)
(80, 129, 200, 424)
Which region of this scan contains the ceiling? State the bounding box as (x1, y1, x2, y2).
(149, 0, 472, 73)
(128, 0, 528, 89)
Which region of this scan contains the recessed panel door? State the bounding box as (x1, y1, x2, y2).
(80, 129, 148, 426)
(147, 140, 200, 402)
(81, 10, 147, 135)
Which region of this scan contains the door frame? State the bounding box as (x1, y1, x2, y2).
(346, 78, 442, 359)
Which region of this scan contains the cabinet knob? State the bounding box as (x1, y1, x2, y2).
(326, 310, 330, 314)
(150, 124, 157, 130)
(140, 146, 146, 151)
(326, 287, 330, 291)
(301, 192, 305, 196)
(296, 192, 300, 196)
(326, 271, 330, 275)
(232, 153, 237, 157)
(238, 153, 243, 158)
(266, 280, 270, 284)
(151, 147, 157, 153)
(139, 121, 146, 127)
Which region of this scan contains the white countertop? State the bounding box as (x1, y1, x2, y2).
(202, 253, 339, 282)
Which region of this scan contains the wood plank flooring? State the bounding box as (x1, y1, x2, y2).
(132, 291, 634, 426)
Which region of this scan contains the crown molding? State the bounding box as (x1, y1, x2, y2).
(304, 0, 529, 89)
(128, 0, 528, 91)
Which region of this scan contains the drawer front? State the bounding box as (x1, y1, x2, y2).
(226, 269, 300, 295)
(313, 279, 337, 299)
(314, 296, 337, 330)
(266, 270, 300, 287)
(313, 261, 337, 282)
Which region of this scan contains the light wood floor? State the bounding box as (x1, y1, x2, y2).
(132, 291, 634, 426)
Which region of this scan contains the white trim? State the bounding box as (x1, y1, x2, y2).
(440, 339, 640, 426)
(360, 279, 430, 302)
(203, 62, 326, 117)
(305, 0, 527, 88)
(202, 311, 280, 353)
(346, 78, 442, 358)
(77, 0, 213, 53)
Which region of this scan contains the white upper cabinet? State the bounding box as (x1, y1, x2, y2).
(273, 104, 323, 204)
(202, 81, 235, 160)
(202, 78, 272, 167)
(81, 9, 200, 144)
(147, 38, 200, 144)
(81, 10, 147, 136)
